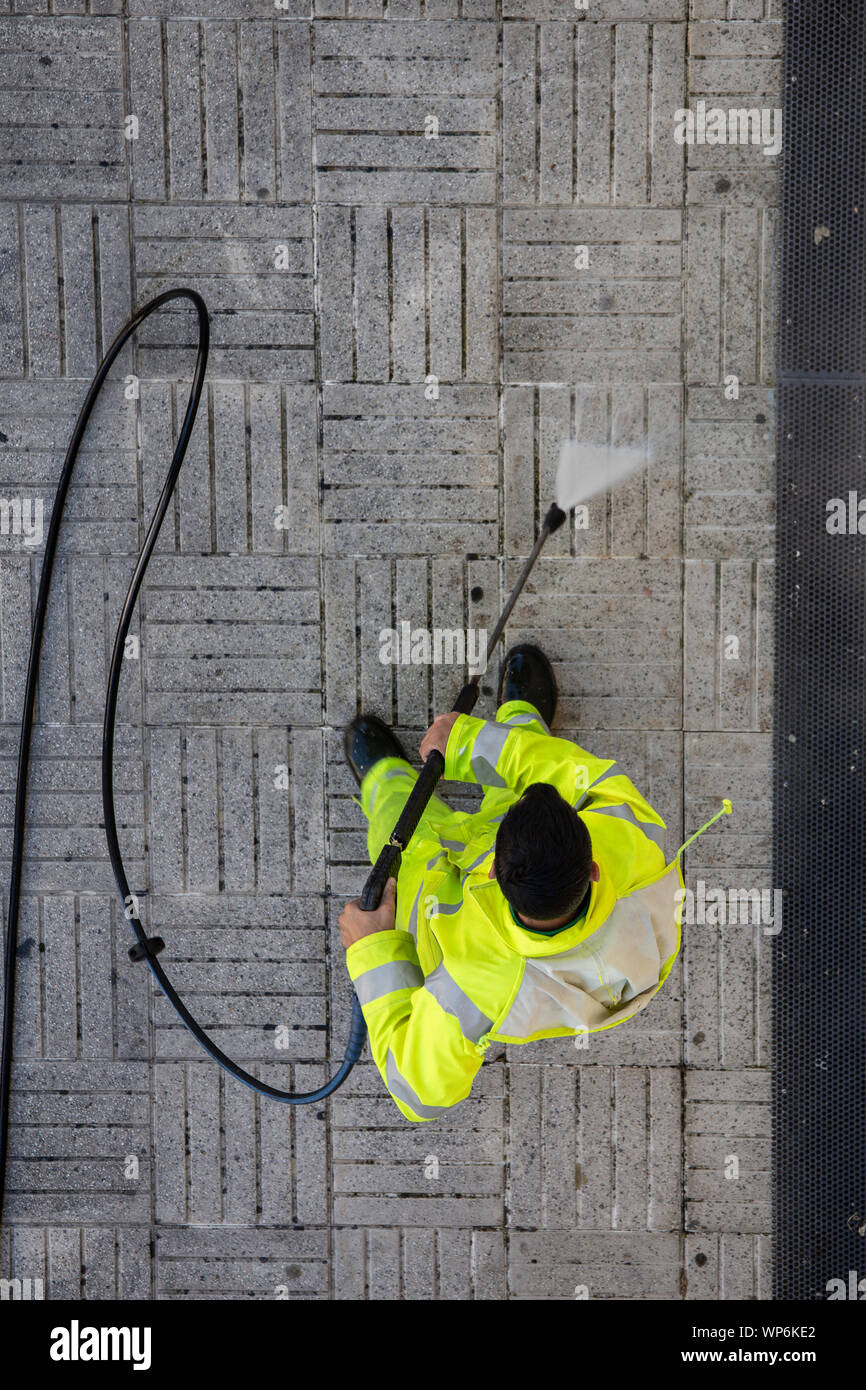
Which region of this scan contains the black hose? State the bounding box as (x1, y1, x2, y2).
(0, 288, 366, 1221)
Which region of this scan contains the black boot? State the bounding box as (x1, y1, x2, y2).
(344, 713, 409, 785)
(497, 644, 558, 727)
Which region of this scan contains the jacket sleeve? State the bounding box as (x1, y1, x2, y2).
(345, 928, 484, 1123)
(443, 713, 667, 849)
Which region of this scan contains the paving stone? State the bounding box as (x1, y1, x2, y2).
(333, 1060, 504, 1231)
(139, 556, 321, 724)
(508, 1230, 682, 1301)
(0, 382, 138, 581)
(683, 1230, 772, 1300)
(133, 207, 315, 380)
(685, 22, 783, 208)
(314, 2, 498, 14)
(504, 383, 682, 559)
(508, 1063, 682, 1233)
(333, 1223, 504, 1300)
(504, 558, 683, 730)
(0, 17, 127, 199)
(685, 212, 777, 388)
(681, 731, 774, 1073)
(154, 1061, 330, 1233)
(684, 385, 775, 558)
(503, 20, 685, 207)
(313, 21, 497, 204)
(1, 1223, 150, 1300)
(146, 721, 323, 891)
(127, 19, 311, 204)
(0, 725, 145, 894)
(318, 206, 497, 382)
(155, 1225, 328, 1300)
(504, 209, 683, 382)
(685, 1069, 771, 1235)
(4, 1062, 151, 1224)
(505, 2, 685, 15)
(684, 557, 774, 729)
(0, 203, 131, 379)
(147, 894, 327, 1063)
(136, 378, 318, 560)
(322, 549, 497, 731)
(320, 384, 499, 556)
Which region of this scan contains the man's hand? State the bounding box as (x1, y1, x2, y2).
(340, 876, 397, 948)
(420, 711, 459, 763)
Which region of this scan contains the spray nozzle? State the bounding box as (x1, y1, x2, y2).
(544, 502, 568, 534)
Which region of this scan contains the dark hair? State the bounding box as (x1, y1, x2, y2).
(494, 782, 592, 923)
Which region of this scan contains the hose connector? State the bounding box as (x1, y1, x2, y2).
(128, 935, 166, 964)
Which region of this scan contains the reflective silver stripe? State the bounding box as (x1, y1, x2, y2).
(424, 963, 493, 1042)
(406, 880, 425, 938)
(430, 899, 463, 916)
(437, 835, 465, 851)
(501, 709, 550, 733)
(573, 762, 619, 810)
(386, 1051, 455, 1119)
(464, 848, 493, 872)
(414, 886, 464, 929)
(422, 872, 467, 922)
(591, 762, 619, 786)
(470, 721, 509, 787)
(426, 850, 447, 869)
(354, 959, 423, 1005)
(586, 801, 666, 850)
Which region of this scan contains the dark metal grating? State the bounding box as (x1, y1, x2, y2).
(775, 1, 866, 1298)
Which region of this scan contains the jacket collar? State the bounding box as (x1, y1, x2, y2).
(468, 868, 617, 957)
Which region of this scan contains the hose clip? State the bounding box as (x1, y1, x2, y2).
(128, 935, 166, 964)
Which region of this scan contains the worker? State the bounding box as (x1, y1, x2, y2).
(338, 644, 685, 1123)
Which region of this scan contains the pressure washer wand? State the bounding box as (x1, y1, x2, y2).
(359, 501, 568, 913)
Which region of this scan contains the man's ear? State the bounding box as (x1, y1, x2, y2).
(590, 861, 600, 882)
(488, 857, 496, 880)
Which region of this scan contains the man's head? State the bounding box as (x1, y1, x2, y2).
(492, 782, 595, 928)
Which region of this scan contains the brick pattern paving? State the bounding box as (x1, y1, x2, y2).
(0, 0, 779, 1300)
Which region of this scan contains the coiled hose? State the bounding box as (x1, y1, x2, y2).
(0, 289, 367, 1221)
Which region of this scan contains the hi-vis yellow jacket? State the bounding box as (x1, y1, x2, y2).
(347, 711, 687, 1123)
